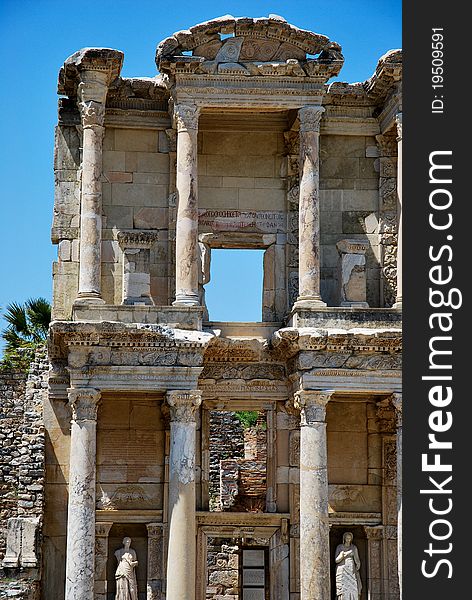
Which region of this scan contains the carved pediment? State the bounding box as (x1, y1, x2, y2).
(156, 15, 344, 80)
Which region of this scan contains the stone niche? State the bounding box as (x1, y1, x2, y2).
(336, 239, 369, 307)
(106, 523, 148, 600)
(117, 230, 159, 305)
(329, 526, 367, 600)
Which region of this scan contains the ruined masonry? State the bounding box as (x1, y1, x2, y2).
(1, 14, 402, 600)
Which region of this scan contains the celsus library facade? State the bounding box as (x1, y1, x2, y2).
(1, 15, 402, 600)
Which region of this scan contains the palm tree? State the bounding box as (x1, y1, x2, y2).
(1, 297, 51, 371)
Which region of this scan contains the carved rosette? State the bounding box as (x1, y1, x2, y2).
(174, 103, 200, 132)
(78, 100, 106, 129)
(299, 105, 325, 133)
(166, 390, 202, 423)
(294, 390, 333, 424)
(68, 387, 101, 422)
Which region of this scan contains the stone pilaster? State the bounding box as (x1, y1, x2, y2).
(393, 114, 402, 309)
(294, 389, 333, 600)
(146, 522, 163, 600)
(94, 522, 113, 600)
(294, 106, 326, 309)
(391, 392, 402, 598)
(172, 103, 200, 306)
(165, 390, 202, 600)
(65, 387, 101, 600)
(364, 526, 384, 600)
(376, 131, 398, 307)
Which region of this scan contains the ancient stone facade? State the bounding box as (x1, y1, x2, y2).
(1, 14, 402, 600)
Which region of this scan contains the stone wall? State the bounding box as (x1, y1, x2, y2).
(209, 412, 244, 511)
(0, 371, 27, 553)
(0, 348, 48, 599)
(206, 537, 239, 600)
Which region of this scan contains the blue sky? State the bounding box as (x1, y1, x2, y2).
(0, 0, 401, 331)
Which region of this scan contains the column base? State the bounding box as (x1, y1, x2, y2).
(173, 293, 200, 307)
(340, 301, 369, 308)
(393, 300, 402, 310)
(293, 296, 327, 310)
(74, 293, 106, 306)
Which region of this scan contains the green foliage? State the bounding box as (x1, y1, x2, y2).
(1, 297, 51, 372)
(234, 410, 259, 429)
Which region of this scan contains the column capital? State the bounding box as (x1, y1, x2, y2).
(95, 521, 113, 537)
(298, 105, 325, 133)
(146, 522, 163, 538)
(364, 524, 384, 540)
(78, 99, 106, 129)
(166, 390, 202, 422)
(391, 392, 402, 427)
(395, 112, 403, 141)
(174, 102, 200, 132)
(67, 387, 101, 422)
(294, 389, 333, 424)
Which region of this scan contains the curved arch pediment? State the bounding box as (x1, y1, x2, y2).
(156, 15, 344, 80)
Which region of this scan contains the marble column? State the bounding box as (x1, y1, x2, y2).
(391, 392, 402, 598)
(75, 70, 110, 304)
(393, 114, 403, 309)
(65, 387, 101, 600)
(294, 106, 326, 309)
(294, 389, 333, 600)
(172, 103, 200, 306)
(165, 390, 202, 600)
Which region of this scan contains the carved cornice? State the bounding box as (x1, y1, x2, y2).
(78, 100, 106, 128)
(294, 389, 333, 424)
(166, 389, 202, 422)
(174, 102, 200, 131)
(363, 49, 402, 104)
(299, 105, 324, 133)
(117, 229, 159, 249)
(271, 327, 402, 359)
(58, 47, 124, 100)
(49, 321, 214, 360)
(68, 387, 101, 422)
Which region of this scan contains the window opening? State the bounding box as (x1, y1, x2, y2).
(204, 249, 264, 322)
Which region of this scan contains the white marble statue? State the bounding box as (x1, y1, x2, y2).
(115, 537, 138, 600)
(335, 531, 362, 600)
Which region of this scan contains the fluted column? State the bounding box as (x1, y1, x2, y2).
(294, 389, 333, 600)
(393, 114, 403, 309)
(294, 105, 326, 309)
(173, 103, 200, 306)
(65, 387, 101, 600)
(165, 390, 202, 600)
(391, 392, 402, 597)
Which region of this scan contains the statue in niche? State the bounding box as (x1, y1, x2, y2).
(335, 532, 362, 600)
(114, 537, 138, 600)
